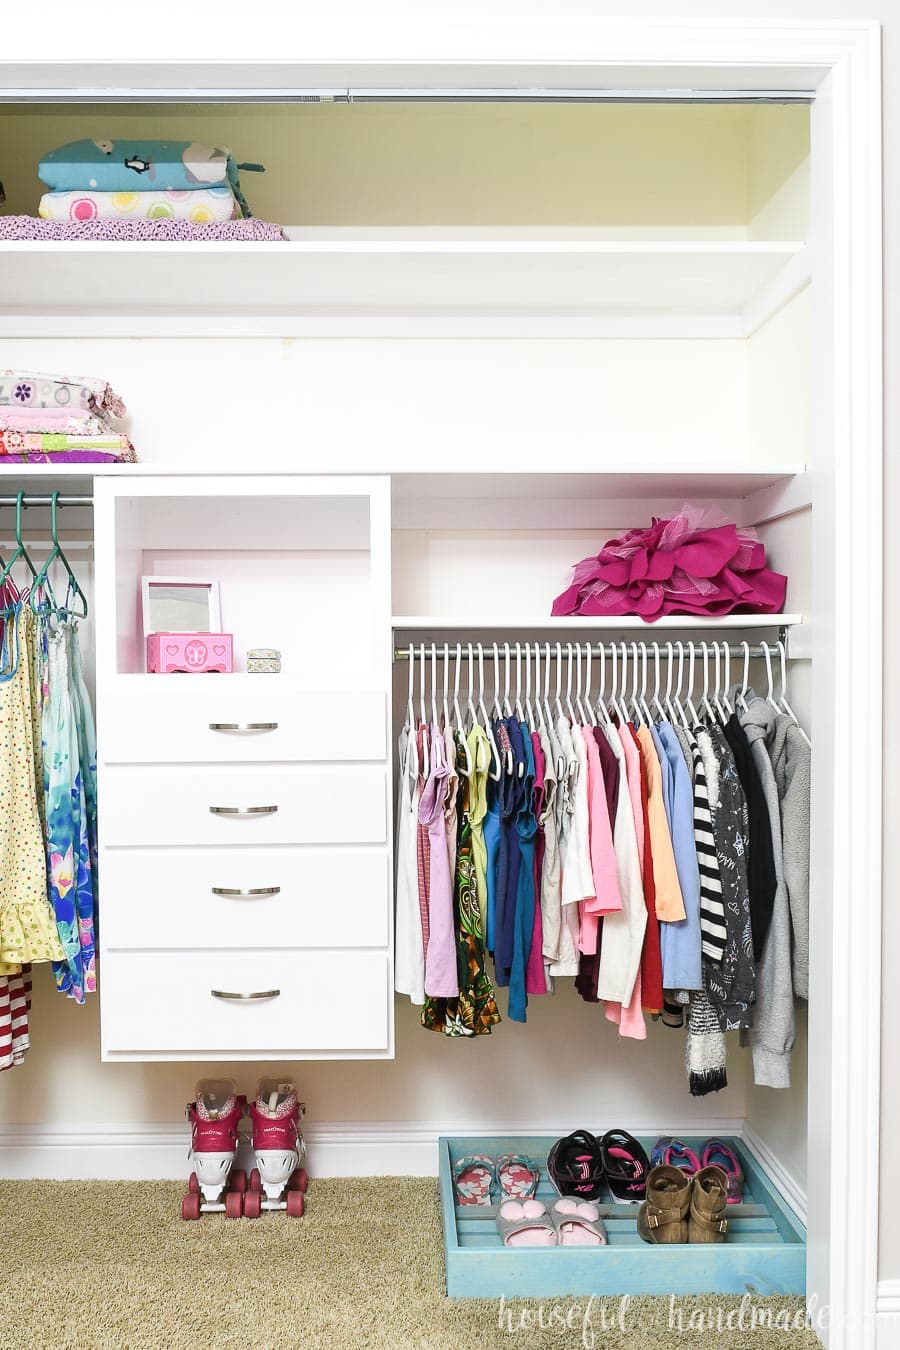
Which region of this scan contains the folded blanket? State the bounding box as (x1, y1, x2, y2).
(0, 451, 134, 465)
(39, 186, 239, 223)
(38, 138, 262, 204)
(0, 430, 135, 460)
(0, 370, 126, 418)
(0, 407, 110, 435)
(0, 216, 286, 242)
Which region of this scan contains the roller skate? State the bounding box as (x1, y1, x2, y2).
(181, 1078, 248, 1220)
(244, 1078, 308, 1218)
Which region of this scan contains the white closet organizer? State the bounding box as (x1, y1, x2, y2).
(93, 476, 394, 1060)
(0, 79, 829, 1308)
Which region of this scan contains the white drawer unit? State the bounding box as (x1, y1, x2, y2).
(94, 474, 394, 1061)
(101, 763, 388, 847)
(101, 847, 390, 950)
(100, 951, 392, 1058)
(101, 686, 387, 764)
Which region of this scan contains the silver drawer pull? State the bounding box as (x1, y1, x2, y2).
(209, 805, 278, 817)
(211, 988, 280, 1002)
(209, 722, 278, 732)
(212, 886, 281, 898)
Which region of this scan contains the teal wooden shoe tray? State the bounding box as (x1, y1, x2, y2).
(439, 1134, 805, 1299)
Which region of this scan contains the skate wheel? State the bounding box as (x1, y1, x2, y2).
(225, 1190, 244, 1219)
(286, 1189, 305, 1218)
(229, 1169, 247, 1194)
(248, 1168, 262, 1193)
(289, 1168, 309, 1193)
(188, 1172, 200, 1195)
(243, 1190, 261, 1219)
(182, 1192, 202, 1221)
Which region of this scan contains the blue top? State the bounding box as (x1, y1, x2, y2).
(656, 722, 703, 991)
(508, 724, 537, 1023)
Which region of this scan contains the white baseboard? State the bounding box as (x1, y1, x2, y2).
(0, 1116, 749, 1181)
(741, 1121, 807, 1228)
(876, 1282, 900, 1350)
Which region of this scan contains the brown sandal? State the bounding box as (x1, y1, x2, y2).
(637, 1165, 691, 1244)
(689, 1164, 730, 1243)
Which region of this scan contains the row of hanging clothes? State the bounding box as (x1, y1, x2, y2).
(395, 638, 810, 1096)
(0, 493, 97, 1074)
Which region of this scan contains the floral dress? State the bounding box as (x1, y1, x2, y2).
(422, 732, 501, 1037)
(0, 606, 64, 975)
(41, 617, 96, 1003)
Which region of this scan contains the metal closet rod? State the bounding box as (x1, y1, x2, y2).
(0, 495, 92, 507)
(394, 634, 792, 661)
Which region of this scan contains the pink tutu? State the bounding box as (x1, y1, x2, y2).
(552, 506, 787, 621)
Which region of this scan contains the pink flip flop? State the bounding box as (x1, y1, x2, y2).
(453, 1154, 496, 1206)
(497, 1153, 540, 1200)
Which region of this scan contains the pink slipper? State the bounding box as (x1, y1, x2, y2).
(551, 1196, 609, 1246)
(497, 1199, 557, 1246)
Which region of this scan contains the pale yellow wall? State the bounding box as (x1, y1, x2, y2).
(0, 102, 807, 227)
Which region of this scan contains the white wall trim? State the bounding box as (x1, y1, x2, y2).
(876, 1284, 900, 1350)
(0, 1117, 748, 1181)
(742, 1122, 807, 1228)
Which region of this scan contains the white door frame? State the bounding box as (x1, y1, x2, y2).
(0, 16, 883, 1349)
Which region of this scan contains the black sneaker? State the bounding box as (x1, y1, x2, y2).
(547, 1129, 605, 1201)
(599, 1129, 650, 1203)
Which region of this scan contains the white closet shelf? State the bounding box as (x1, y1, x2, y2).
(0, 232, 808, 336)
(392, 614, 803, 630)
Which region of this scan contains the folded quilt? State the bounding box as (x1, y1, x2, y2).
(38, 138, 260, 199)
(0, 407, 110, 435)
(0, 369, 126, 418)
(39, 186, 239, 223)
(0, 430, 136, 461)
(0, 451, 134, 465)
(0, 216, 287, 242)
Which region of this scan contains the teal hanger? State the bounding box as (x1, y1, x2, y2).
(31, 492, 87, 619)
(0, 493, 38, 597)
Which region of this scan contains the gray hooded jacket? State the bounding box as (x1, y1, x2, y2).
(739, 694, 795, 1088)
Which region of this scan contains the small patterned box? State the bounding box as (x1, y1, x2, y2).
(247, 647, 281, 674)
(147, 632, 233, 674)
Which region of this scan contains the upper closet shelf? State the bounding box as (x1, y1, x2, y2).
(0, 231, 809, 338)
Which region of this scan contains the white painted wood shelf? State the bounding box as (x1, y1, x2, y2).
(393, 614, 803, 630)
(0, 230, 808, 336)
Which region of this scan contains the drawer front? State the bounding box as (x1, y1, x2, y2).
(101, 950, 390, 1054)
(101, 687, 386, 764)
(101, 765, 387, 847)
(101, 847, 390, 950)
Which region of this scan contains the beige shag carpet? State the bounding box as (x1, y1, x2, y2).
(0, 1177, 821, 1350)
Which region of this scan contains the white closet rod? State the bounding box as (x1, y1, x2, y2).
(0, 495, 92, 507)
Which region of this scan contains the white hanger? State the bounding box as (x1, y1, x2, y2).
(404, 643, 419, 778)
(762, 641, 780, 711)
(453, 644, 473, 776)
(595, 642, 612, 726)
(573, 643, 587, 726)
(777, 638, 812, 747)
(711, 642, 728, 722)
(700, 641, 718, 722)
(418, 642, 430, 776)
(477, 644, 503, 782)
(502, 642, 513, 718)
(583, 644, 597, 726)
(638, 642, 653, 724)
(542, 642, 554, 730)
(533, 643, 545, 732)
(442, 642, 451, 730)
(565, 643, 577, 723)
(554, 642, 565, 722)
(514, 643, 526, 723)
(491, 643, 503, 722)
(651, 642, 667, 721)
(608, 641, 621, 723)
(685, 643, 700, 726)
(737, 640, 751, 713)
(465, 643, 478, 731)
(524, 643, 537, 733)
(720, 642, 734, 716)
(430, 642, 439, 727)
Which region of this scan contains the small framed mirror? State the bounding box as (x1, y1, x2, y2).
(141, 576, 222, 635)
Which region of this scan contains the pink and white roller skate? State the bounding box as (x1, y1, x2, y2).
(244, 1079, 308, 1219)
(181, 1078, 248, 1220)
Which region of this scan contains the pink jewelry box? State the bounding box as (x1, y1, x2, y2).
(147, 632, 234, 674)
